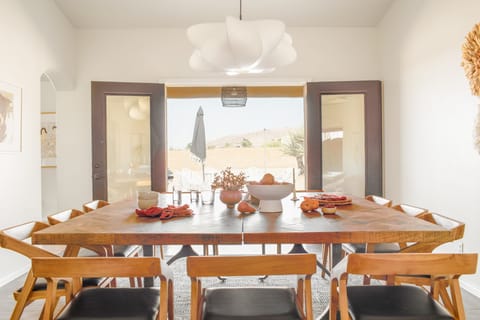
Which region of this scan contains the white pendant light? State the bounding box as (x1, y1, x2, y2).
(187, 0, 296, 75)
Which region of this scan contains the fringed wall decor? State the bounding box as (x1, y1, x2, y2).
(461, 23, 480, 154)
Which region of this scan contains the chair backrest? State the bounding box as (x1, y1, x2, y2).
(332, 253, 478, 320)
(397, 212, 465, 254)
(391, 204, 428, 217)
(32, 256, 171, 320)
(32, 256, 165, 279)
(365, 194, 392, 207)
(187, 253, 317, 278)
(0, 221, 58, 258)
(188, 254, 316, 320)
(47, 209, 84, 225)
(82, 200, 109, 213)
(344, 253, 477, 277)
(417, 212, 465, 241)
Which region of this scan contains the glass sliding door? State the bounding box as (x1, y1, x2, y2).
(321, 94, 365, 196)
(91, 82, 165, 201)
(106, 95, 151, 201)
(306, 81, 382, 196)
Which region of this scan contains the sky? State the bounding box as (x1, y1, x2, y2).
(167, 97, 304, 149)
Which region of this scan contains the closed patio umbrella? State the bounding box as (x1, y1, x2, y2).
(190, 106, 206, 181)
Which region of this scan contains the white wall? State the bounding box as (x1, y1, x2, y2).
(379, 0, 480, 294)
(0, 0, 75, 286)
(56, 26, 380, 210)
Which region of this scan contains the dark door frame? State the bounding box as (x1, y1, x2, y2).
(91, 81, 166, 200)
(306, 81, 383, 196)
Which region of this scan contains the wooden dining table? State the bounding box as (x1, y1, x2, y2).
(32, 192, 454, 284)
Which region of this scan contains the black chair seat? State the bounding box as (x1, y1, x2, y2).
(57, 287, 160, 320)
(113, 245, 140, 257)
(342, 242, 401, 253)
(347, 285, 454, 320)
(202, 287, 303, 320)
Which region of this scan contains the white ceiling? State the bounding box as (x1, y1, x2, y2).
(54, 0, 394, 29)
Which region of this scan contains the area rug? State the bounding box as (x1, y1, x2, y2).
(167, 257, 330, 319)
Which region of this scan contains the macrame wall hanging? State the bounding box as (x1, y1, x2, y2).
(461, 23, 480, 154)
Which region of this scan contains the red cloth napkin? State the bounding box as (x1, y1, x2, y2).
(135, 204, 193, 219)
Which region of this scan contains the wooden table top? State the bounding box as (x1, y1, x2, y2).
(33, 196, 244, 246)
(32, 193, 453, 247)
(243, 196, 452, 244)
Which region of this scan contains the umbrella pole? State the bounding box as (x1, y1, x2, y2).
(202, 161, 205, 182)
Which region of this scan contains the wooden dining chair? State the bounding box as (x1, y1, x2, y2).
(187, 254, 316, 320)
(391, 203, 428, 217)
(329, 253, 478, 320)
(389, 204, 429, 250)
(32, 256, 174, 320)
(48, 208, 143, 287)
(0, 221, 112, 320)
(400, 212, 465, 253)
(365, 194, 392, 207)
(82, 199, 110, 212)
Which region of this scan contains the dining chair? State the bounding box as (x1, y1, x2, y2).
(47, 208, 143, 287)
(187, 254, 316, 320)
(81, 199, 110, 212)
(328, 253, 478, 320)
(365, 194, 392, 207)
(0, 221, 112, 320)
(390, 204, 428, 250)
(31, 256, 174, 320)
(400, 212, 465, 253)
(391, 203, 428, 217)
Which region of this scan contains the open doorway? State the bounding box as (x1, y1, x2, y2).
(40, 74, 57, 217)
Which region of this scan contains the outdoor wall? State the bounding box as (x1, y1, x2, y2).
(56, 26, 381, 210)
(0, 0, 75, 286)
(379, 0, 480, 294)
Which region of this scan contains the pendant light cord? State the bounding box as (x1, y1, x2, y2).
(239, 0, 242, 20)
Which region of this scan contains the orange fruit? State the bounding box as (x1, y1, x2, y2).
(260, 173, 275, 185)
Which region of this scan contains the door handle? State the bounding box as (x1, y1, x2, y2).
(93, 173, 104, 180)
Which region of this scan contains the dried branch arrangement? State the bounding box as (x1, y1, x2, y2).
(461, 23, 480, 154)
(211, 167, 247, 191)
(461, 23, 480, 96)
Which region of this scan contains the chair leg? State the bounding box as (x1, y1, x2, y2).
(11, 271, 36, 320)
(321, 243, 330, 279)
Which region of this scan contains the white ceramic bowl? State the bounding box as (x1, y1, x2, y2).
(246, 183, 294, 213)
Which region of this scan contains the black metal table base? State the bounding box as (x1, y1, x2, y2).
(288, 243, 330, 277)
(166, 244, 200, 265)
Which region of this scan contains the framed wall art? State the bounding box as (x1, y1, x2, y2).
(41, 112, 56, 167)
(0, 81, 22, 152)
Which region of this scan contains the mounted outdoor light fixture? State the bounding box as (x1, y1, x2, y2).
(221, 87, 247, 107)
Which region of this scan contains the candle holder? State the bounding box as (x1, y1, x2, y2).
(291, 168, 299, 201)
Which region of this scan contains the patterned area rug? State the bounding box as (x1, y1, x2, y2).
(167, 257, 330, 319)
